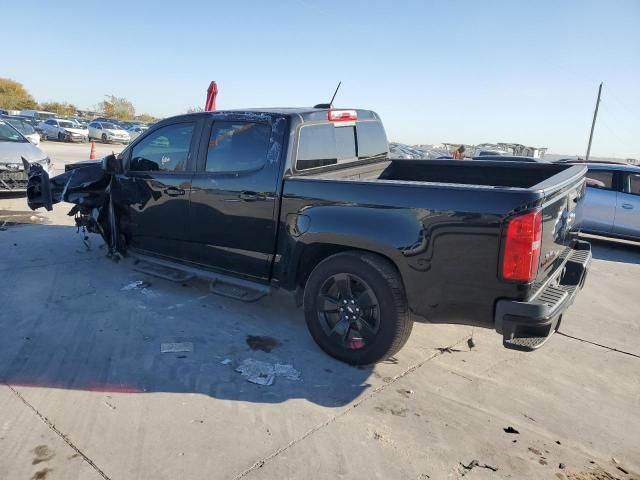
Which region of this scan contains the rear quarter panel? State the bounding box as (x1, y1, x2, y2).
(276, 178, 541, 327)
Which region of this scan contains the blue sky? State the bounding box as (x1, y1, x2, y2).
(3, 0, 639, 158)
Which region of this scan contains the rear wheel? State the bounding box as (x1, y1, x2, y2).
(58, 132, 65, 142)
(102, 133, 108, 143)
(303, 251, 413, 365)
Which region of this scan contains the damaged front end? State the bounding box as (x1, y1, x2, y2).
(24, 155, 126, 256)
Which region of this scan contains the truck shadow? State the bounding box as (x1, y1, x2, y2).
(0, 225, 378, 408)
(583, 235, 640, 265)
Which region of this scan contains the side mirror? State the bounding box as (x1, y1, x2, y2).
(103, 153, 123, 174)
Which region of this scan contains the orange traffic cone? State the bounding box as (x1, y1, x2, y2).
(89, 141, 96, 160)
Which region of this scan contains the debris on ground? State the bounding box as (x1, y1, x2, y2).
(220, 358, 232, 365)
(559, 463, 566, 469)
(121, 280, 155, 296)
(235, 359, 301, 385)
(160, 342, 194, 353)
(236, 359, 275, 385)
(467, 337, 476, 349)
(436, 347, 463, 354)
(503, 426, 520, 434)
(459, 459, 498, 475)
(274, 363, 301, 380)
(246, 335, 280, 352)
(615, 465, 629, 475)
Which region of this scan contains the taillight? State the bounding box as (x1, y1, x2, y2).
(328, 110, 357, 122)
(502, 210, 542, 282)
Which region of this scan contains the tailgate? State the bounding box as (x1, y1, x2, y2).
(535, 173, 587, 286)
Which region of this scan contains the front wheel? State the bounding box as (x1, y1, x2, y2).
(102, 133, 108, 143)
(303, 251, 413, 365)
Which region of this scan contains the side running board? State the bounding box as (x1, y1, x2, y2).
(130, 253, 271, 302)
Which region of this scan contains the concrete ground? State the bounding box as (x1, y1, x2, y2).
(1, 143, 639, 480)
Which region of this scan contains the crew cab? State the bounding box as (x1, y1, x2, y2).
(24, 108, 591, 364)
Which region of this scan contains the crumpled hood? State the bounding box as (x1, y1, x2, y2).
(0, 141, 48, 165)
(63, 127, 89, 135)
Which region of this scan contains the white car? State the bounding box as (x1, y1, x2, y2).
(1, 116, 40, 146)
(40, 118, 89, 142)
(88, 122, 130, 144)
(126, 125, 149, 141)
(0, 120, 52, 192)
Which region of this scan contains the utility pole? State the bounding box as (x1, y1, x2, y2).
(585, 82, 603, 161)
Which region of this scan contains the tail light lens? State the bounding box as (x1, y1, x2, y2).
(502, 210, 542, 282)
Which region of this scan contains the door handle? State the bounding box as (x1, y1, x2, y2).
(164, 187, 185, 197)
(239, 191, 265, 202)
(621, 203, 633, 210)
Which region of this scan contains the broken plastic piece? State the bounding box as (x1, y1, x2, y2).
(161, 342, 194, 353)
(235, 359, 301, 385)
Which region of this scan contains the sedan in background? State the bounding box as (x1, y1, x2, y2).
(40, 118, 89, 142)
(126, 124, 148, 141)
(0, 115, 40, 145)
(577, 162, 640, 240)
(0, 120, 52, 192)
(88, 121, 130, 144)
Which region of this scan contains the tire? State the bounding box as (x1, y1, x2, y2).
(303, 251, 413, 365)
(58, 132, 65, 142)
(102, 133, 108, 143)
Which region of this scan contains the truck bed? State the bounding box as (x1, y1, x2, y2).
(300, 158, 575, 191)
(280, 159, 587, 327)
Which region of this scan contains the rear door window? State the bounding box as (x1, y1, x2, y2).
(129, 122, 195, 172)
(205, 121, 270, 173)
(585, 170, 614, 190)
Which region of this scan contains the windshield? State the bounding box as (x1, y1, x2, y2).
(59, 120, 76, 128)
(5, 118, 36, 135)
(0, 121, 27, 143)
(102, 123, 119, 129)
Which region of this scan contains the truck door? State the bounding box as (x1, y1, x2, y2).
(188, 116, 285, 280)
(613, 172, 640, 238)
(120, 119, 202, 259)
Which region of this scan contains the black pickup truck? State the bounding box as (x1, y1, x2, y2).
(25, 108, 591, 364)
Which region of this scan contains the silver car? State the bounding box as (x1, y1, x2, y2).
(577, 162, 640, 240)
(0, 120, 52, 192)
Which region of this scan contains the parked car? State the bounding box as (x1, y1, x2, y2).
(126, 125, 148, 141)
(24, 107, 591, 364)
(40, 118, 89, 142)
(0, 115, 41, 145)
(576, 162, 640, 240)
(470, 155, 548, 163)
(88, 121, 130, 144)
(0, 119, 52, 192)
(68, 118, 89, 129)
(16, 116, 48, 140)
(474, 148, 510, 157)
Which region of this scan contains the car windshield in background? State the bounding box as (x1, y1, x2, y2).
(0, 121, 27, 142)
(5, 118, 36, 135)
(102, 123, 118, 129)
(59, 121, 75, 128)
